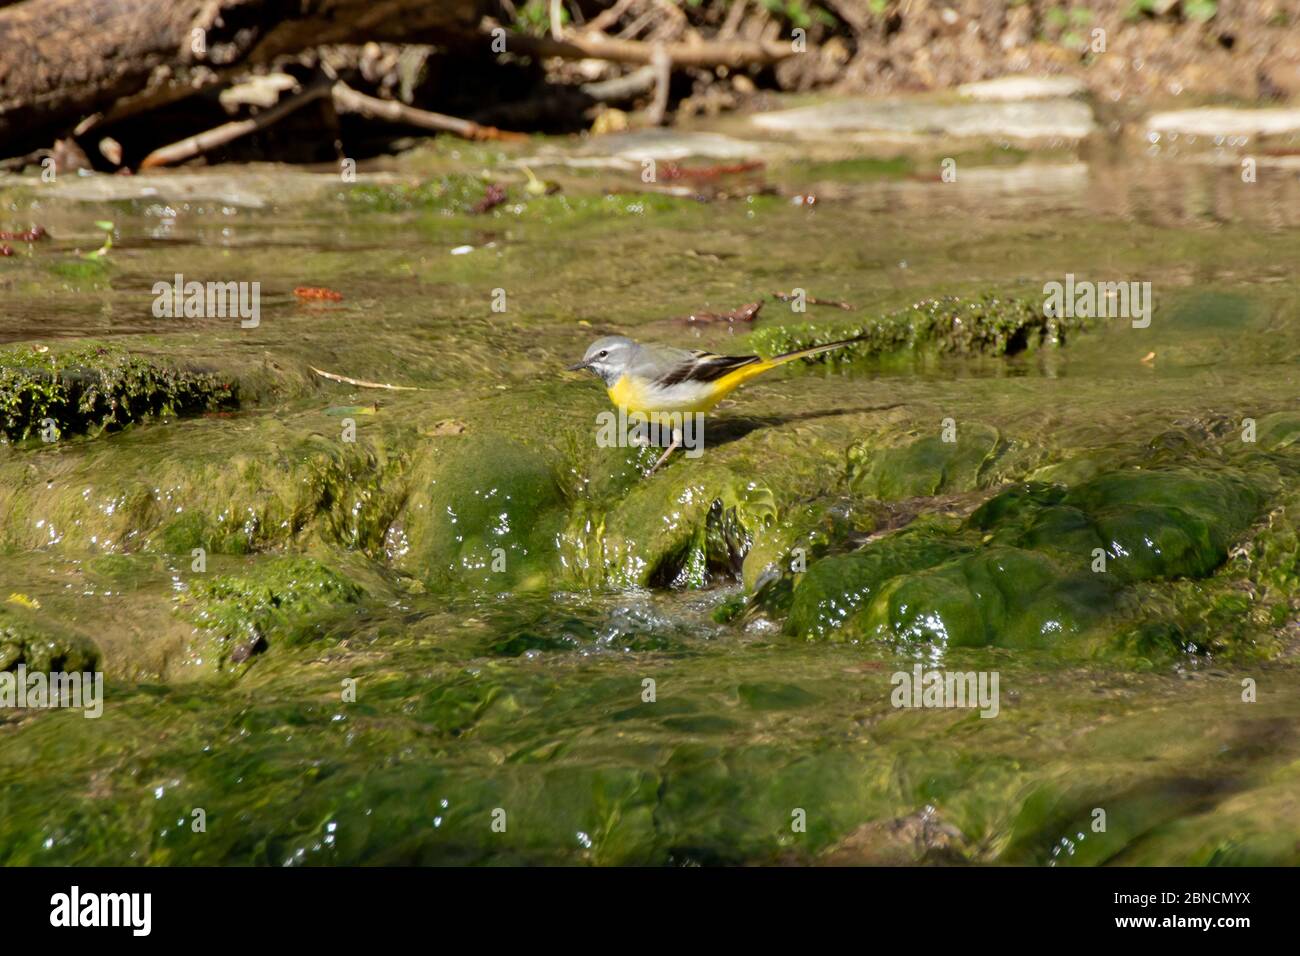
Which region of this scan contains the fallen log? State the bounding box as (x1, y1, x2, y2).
(0, 0, 482, 154)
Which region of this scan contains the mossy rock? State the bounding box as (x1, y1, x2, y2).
(397, 436, 565, 589)
(592, 467, 779, 589)
(182, 556, 366, 666)
(850, 423, 1002, 499)
(343, 174, 495, 214)
(748, 294, 1085, 368)
(789, 466, 1266, 656)
(0, 344, 237, 444)
(1255, 411, 1300, 451)
(0, 604, 100, 673)
(740, 497, 872, 594)
(854, 548, 1113, 649)
(788, 533, 972, 640)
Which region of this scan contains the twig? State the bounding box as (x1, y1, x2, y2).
(0, 147, 50, 172)
(647, 45, 672, 126)
(720, 0, 748, 40)
(331, 81, 528, 142)
(585, 0, 643, 33)
(139, 79, 332, 169)
(580, 64, 658, 101)
(138, 74, 527, 169)
(618, 7, 660, 39)
(485, 20, 794, 67)
(650, 0, 687, 41)
(549, 0, 565, 39)
(310, 366, 424, 391)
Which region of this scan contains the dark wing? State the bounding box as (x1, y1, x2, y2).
(653, 350, 763, 387)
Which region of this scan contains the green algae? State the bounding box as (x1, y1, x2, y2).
(0, 136, 1296, 866)
(397, 435, 566, 590)
(345, 175, 687, 225)
(0, 604, 99, 674)
(850, 422, 1003, 499)
(787, 465, 1270, 658)
(748, 295, 1084, 367)
(182, 556, 367, 666)
(0, 344, 236, 444)
(344, 174, 493, 213)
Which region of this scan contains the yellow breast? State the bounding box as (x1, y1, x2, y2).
(607, 375, 650, 414)
(607, 375, 718, 416)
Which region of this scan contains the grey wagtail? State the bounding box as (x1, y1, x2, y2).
(567, 333, 865, 474)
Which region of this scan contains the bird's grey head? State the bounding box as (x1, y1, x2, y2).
(567, 335, 636, 386)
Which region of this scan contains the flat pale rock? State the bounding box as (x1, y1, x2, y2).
(575, 129, 766, 161)
(30, 169, 405, 208)
(751, 98, 1096, 141)
(958, 76, 1087, 102)
(1145, 108, 1300, 139)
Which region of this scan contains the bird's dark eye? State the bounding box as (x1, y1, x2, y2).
(598, 350, 608, 358)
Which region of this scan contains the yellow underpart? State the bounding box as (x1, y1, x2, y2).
(607, 359, 777, 416)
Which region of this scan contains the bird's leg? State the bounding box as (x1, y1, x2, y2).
(646, 427, 682, 477)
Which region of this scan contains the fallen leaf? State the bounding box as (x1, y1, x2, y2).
(472, 183, 508, 214)
(294, 286, 344, 302)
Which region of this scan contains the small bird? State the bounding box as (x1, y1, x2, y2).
(567, 333, 865, 474)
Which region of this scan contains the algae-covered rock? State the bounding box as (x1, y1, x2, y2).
(748, 295, 1083, 368)
(790, 466, 1266, 655)
(343, 174, 494, 214)
(740, 497, 873, 594)
(183, 556, 366, 666)
(858, 548, 1112, 649)
(0, 604, 100, 673)
(397, 436, 566, 589)
(983, 468, 1264, 582)
(590, 467, 779, 589)
(1255, 411, 1300, 451)
(850, 423, 1003, 499)
(788, 532, 970, 640)
(0, 344, 237, 444)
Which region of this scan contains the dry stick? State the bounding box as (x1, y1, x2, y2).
(330, 82, 529, 142)
(491, 24, 794, 67)
(138, 81, 332, 169)
(310, 366, 424, 391)
(646, 45, 672, 127)
(617, 7, 659, 39)
(585, 0, 642, 33)
(138, 77, 526, 169)
(652, 0, 687, 33)
(549, 0, 564, 39)
(719, 0, 748, 40)
(581, 64, 658, 101)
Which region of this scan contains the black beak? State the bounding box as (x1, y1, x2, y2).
(566, 360, 591, 371)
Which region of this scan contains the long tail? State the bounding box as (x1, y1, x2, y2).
(767, 333, 866, 367)
(708, 334, 866, 395)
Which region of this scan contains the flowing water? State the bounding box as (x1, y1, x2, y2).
(0, 125, 1297, 865)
